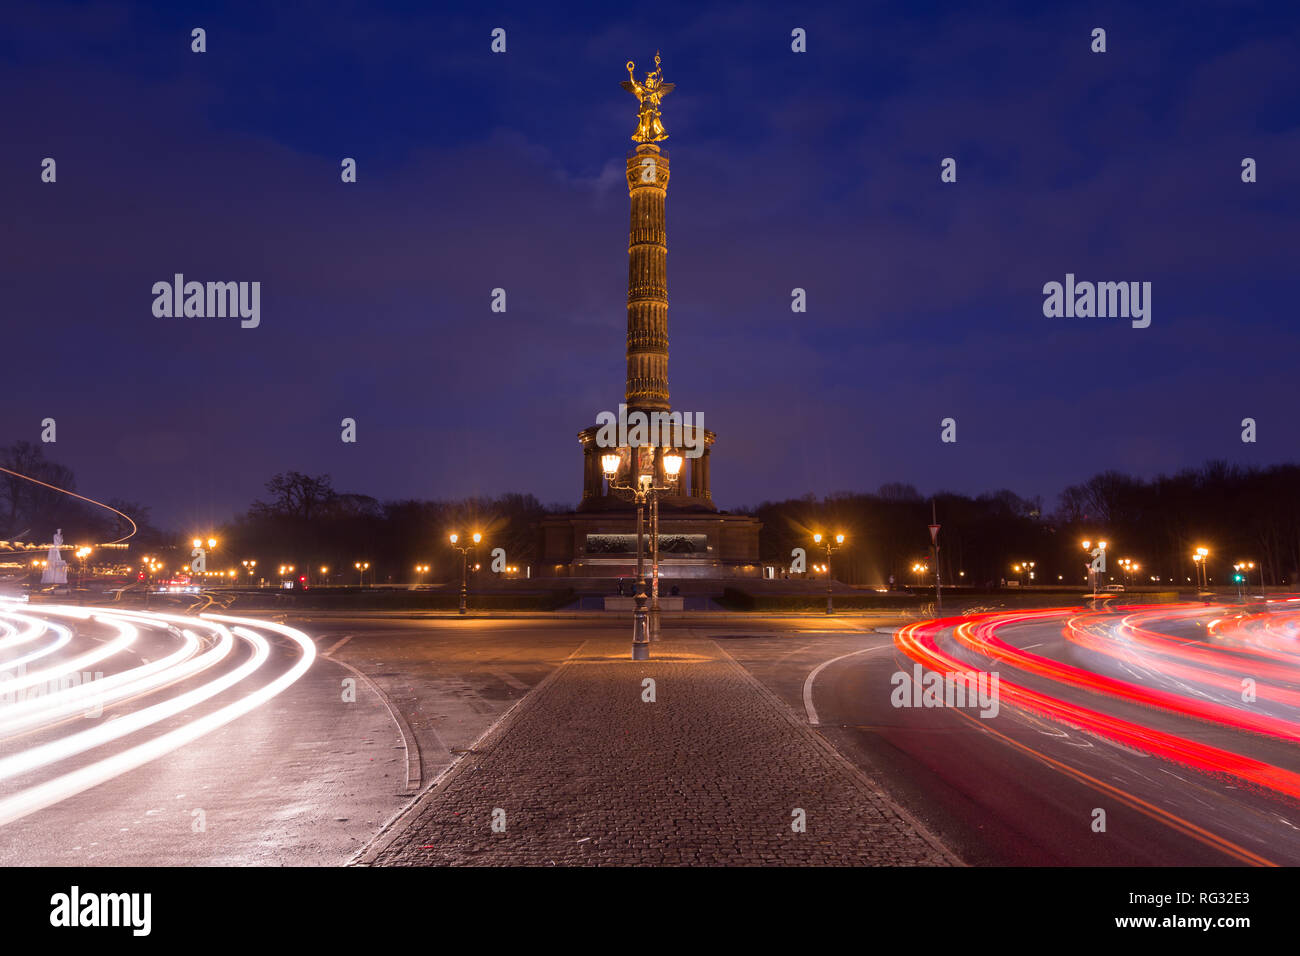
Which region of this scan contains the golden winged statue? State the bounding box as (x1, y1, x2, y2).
(621, 52, 674, 143)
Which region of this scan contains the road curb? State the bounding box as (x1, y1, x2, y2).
(321, 648, 423, 794)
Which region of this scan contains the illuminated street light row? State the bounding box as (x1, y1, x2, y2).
(137, 531, 1257, 600)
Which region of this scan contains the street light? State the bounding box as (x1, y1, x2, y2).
(1012, 560, 1036, 586)
(448, 533, 481, 614)
(1193, 547, 1209, 592)
(601, 449, 683, 659)
(1082, 539, 1107, 597)
(242, 559, 257, 587)
(812, 532, 846, 614)
(414, 563, 429, 586)
(1118, 557, 1139, 586)
(353, 560, 371, 587)
(1245, 559, 1263, 596)
(75, 546, 92, 591)
(1232, 561, 1251, 602)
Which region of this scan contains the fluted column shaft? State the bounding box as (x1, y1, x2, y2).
(625, 144, 670, 412)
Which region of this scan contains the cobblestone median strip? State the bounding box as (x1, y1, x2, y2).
(357, 638, 958, 866)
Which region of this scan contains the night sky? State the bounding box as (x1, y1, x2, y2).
(3, 0, 1297, 531)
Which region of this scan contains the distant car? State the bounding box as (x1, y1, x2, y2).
(1103, 584, 1125, 592)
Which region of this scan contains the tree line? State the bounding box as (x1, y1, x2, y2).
(5, 442, 1297, 589)
(755, 462, 1300, 589)
(0, 442, 156, 551)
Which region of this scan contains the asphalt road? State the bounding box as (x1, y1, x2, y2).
(0, 601, 410, 865)
(724, 603, 1300, 865)
(4, 597, 1296, 866)
(304, 605, 1300, 865)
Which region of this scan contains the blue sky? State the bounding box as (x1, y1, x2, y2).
(1, 0, 1297, 529)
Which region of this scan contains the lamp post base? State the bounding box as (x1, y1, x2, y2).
(632, 601, 650, 659)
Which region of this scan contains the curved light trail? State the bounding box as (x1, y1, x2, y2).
(0, 600, 315, 827)
(894, 601, 1300, 807)
(0, 464, 137, 550)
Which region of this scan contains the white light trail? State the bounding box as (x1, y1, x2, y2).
(0, 602, 317, 827)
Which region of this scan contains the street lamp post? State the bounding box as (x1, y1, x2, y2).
(1233, 561, 1248, 602)
(448, 533, 481, 614)
(813, 532, 845, 614)
(142, 557, 151, 607)
(75, 546, 92, 589)
(1247, 560, 1262, 597)
(650, 481, 661, 641)
(1118, 557, 1141, 587)
(601, 448, 684, 660)
(1193, 547, 1209, 592)
(1082, 539, 1107, 598)
(928, 507, 942, 612)
(646, 447, 687, 642)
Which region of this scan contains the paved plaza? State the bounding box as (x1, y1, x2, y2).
(359, 636, 956, 866)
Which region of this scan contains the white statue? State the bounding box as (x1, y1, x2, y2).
(41, 528, 68, 585)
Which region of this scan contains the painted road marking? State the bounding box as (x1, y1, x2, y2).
(803, 643, 891, 726)
(491, 670, 529, 691)
(323, 634, 353, 656)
